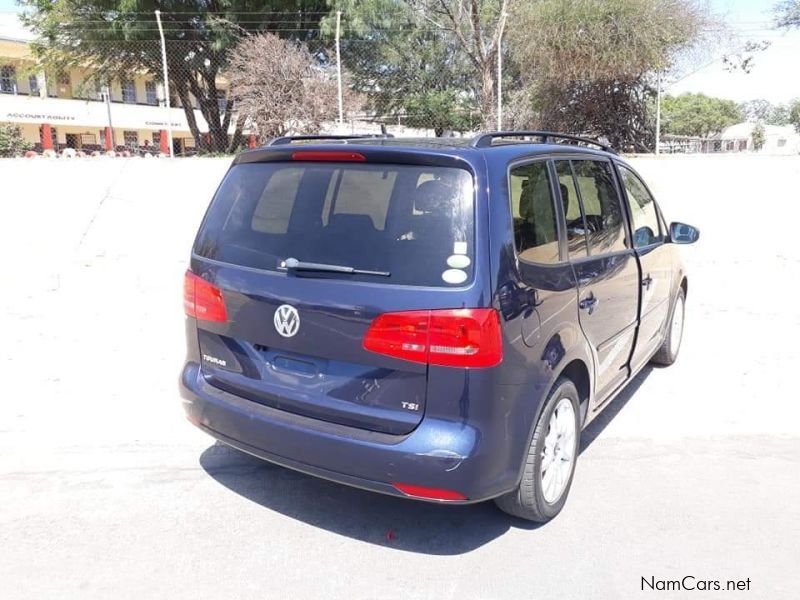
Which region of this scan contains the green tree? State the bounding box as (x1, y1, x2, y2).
(21, 1, 328, 154)
(508, 0, 710, 150)
(790, 99, 800, 133)
(661, 93, 742, 137)
(404, 89, 475, 136)
(323, 0, 507, 130)
(0, 123, 32, 157)
(740, 99, 790, 126)
(751, 123, 766, 150)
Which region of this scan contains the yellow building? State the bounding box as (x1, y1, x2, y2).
(0, 14, 238, 154)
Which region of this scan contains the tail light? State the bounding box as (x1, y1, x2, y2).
(183, 270, 228, 322)
(363, 308, 502, 368)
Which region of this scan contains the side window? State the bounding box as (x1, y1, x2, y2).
(571, 160, 627, 254)
(510, 161, 560, 264)
(619, 166, 663, 248)
(554, 160, 588, 259)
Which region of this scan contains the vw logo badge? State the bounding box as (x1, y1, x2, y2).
(274, 304, 300, 338)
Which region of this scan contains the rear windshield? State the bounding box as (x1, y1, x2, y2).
(195, 162, 475, 287)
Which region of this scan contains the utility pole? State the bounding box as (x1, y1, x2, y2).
(336, 11, 344, 126)
(496, 11, 508, 130)
(655, 71, 662, 156)
(155, 10, 174, 157)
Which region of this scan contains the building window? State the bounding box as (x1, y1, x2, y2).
(123, 130, 139, 149)
(121, 80, 136, 104)
(778, 138, 787, 148)
(1, 65, 17, 94)
(217, 90, 228, 113)
(28, 75, 39, 96)
(145, 81, 158, 105)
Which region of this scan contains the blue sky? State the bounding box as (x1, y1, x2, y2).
(667, 0, 800, 103)
(1, 0, 797, 103)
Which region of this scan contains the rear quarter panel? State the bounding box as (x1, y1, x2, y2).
(482, 150, 595, 486)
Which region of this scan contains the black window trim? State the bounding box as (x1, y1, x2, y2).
(556, 158, 591, 260)
(506, 155, 569, 267)
(551, 155, 632, 261)
(614, 161, 666, 250)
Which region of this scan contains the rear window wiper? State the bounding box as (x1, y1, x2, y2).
(279, 257, 390, 277)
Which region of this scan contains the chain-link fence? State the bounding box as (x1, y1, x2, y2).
(1, 9, 514, 157)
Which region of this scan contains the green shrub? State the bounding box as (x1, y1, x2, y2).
(0, 123, 32, 158)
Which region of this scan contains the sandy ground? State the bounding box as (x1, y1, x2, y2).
(1, 154, 799, 599)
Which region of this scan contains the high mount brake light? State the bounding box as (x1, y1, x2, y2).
(363, 308, 502, 368)
(183, 270, 228, 322)
(291, 151, 366, 162)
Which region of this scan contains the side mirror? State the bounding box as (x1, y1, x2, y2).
(669, 222, 700, 244)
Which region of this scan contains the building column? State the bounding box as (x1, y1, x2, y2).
(247, 134, 257, 149)
(40, 123, 53, 150)
(104, 127, 114, 151)
(159, 129, 169, 155)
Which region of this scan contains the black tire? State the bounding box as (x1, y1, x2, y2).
(651, 286, 685, 366)
(494, 377, 581, 522)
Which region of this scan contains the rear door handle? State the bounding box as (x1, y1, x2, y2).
(642, 275, 653, 291)
(579, 294, 598, 315)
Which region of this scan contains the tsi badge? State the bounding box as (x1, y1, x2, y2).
(274, 304, 300, 338)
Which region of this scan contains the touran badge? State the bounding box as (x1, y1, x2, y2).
(274, 304, 300, 337)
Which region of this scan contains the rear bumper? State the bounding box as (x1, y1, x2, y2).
(180, 362, 517, 503)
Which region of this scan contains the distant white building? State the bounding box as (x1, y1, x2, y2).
(711, 122, 800, 155)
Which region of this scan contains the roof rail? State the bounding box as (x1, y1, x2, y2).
(267, 134, 394, 146)
(470, 131, 615, 153)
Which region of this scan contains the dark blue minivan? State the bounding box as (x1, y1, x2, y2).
(180, 132, 699, 521)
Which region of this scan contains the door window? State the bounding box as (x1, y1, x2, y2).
(571, 160, 627, 254)
(554, 160, 588, 260)
(509, 161, 560, 264)
(619, 165, 663, 248)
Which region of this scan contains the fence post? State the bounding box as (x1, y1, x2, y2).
(155, 10, 174, 158)
(336, 11, 344, 126)
(496, 11, 508, 131)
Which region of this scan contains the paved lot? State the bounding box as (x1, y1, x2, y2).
(2, 154, 799, 599)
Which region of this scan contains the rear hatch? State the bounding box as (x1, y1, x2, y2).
(187, 149, 478, 435)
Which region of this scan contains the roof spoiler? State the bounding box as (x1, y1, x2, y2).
(267, 134, 394, 146)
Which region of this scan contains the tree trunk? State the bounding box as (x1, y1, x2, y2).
(227, 113, 246, 153)
(175, 81, 203, 152)
(480, 62, 496, 129)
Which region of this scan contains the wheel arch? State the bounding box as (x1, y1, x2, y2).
(558, 358, 591, 426)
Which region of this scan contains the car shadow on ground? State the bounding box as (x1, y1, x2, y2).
(199, 365, 654, 555)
